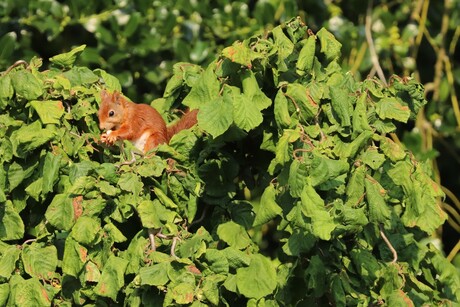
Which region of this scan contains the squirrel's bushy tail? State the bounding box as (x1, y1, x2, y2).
(167, 109, 198, 141)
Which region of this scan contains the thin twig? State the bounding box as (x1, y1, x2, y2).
(447, 239, 460, 262)
(365, 0, 387, 86)
(379, 224, 398, 263)
(1, 60, 28, 76)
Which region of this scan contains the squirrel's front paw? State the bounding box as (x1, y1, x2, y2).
(101, 130, 117, 145)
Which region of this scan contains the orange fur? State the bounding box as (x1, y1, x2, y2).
(98, 90, 197, 153)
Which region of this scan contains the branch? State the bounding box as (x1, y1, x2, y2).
(365, 0, 387, 86)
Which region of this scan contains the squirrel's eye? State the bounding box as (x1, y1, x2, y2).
(108, 110, 115, 117)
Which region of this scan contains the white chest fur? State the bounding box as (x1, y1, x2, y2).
(132, 131, 150, 152)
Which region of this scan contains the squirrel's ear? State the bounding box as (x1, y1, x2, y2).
(100, 89, 109, 101)
(112, 91, 122, 105)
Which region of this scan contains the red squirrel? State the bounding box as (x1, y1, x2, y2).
(98, 90, 198, 153)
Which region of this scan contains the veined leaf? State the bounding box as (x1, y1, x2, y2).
(241, 69, 271, 110)
(10, 120, 56, 158)
(296, 35, 317, 75)
(236, 254, 277, 299)
(49, 44, 86, 68)
(10, 70, 43, 100)
(182, 65, 220, 109)
(30, 100, 64, 124)
(300, 184, 336, 240)
(365, 175, 391, 224)
(0, 200, 24, 240)
(8, 275, 51, 307)
(317, 28, 342, 60)
(197, 95, 233, 138)
(252, 184, 282, 226)
(217, 221, 252, 250)
(21, 242, 58, 280)
(228, 86, 263, 132)
(94, 255, 129, 301)
(376, 97, 410, 122)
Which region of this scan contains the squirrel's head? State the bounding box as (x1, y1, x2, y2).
(98, 90, 126, 131)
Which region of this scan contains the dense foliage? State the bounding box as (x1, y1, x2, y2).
(1, 18, 459, 306)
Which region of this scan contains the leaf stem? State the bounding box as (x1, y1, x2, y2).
(379, 224, 398, 263)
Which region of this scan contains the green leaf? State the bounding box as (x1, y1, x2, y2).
(365, 175, 391, 224)
(0, 245, 21, 278)
(0, 283, 9, 307)
(10, 70, 43, 100)
(274, 89, 293, 128)
(223, 247, 251, 269)
(42, 152, 61, 195)
(182, 65, 220, 109)
(329, 85, 351, 127)
(229, 86, 263, 132)
(10, 120, 56, 158)
(197, 95, 233, 138)
(288, 159, 309, 197)
(282, 229, 316, 256)
(94, 255, 129, 301)
(350, 249, 380, 284)
(375, 97, 410, 122)
(285, 83, 319, 122)
(252, 184, 282, 226)
(70, 216, 101, 245)
(317, 28, 342, 60)
(300, 184, 336, 240)
(0, 200, 24, 240)
(296, 35, 317, 75)
(30, 100, 65, 124)
(118, 172, 143, 195)
(217, 221, 252, 250)
(139, 262, 170, 286)
(352, 92, 372, 136)
(241, 69, 271, 110)
(222, 41, 260, 68)
(137, 199, 177, 228)
(309, 153, 349, 187)
(360, 147, 385, 170)
(236, 254, 277, 299)
(376, 135, 407, 162)
(21, 242, 58, 280)
(62, 237, 87, 277)
(170, 283, 195, 305)
(8, 275, 51, 307)
(63, 66, 99, 86)
(45, 194, 75, 231)
(272, 27, 295, 71)
(304, 255, 326, 297)
(49, 44, 86, 68)
(205, 249, 229, 274)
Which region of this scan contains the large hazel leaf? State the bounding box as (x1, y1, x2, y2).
(365, 175, 391, 224)
(30, 100, 65, 124)
(139, 262, 170, 286)
(236, 254, 277, 299)
(240, 69, 271, 110)
(45, 194, 75, 231)
(8, 275, 51, 307)
(10, 70, 43, 100)
(0, 200, 24, 240)
(182, 65, 220, 109)
(217, 221, 252, 250)
(252, 184, 282, 227)
(197, 95, 233, 138)
(10, 120, 56, 158)
(49, 44, 86, 68)
(62, 237, 87, 277)
(375, 97, 410, 123)
(21, 243, 58, 280)
(70, 216, 101, 246)
(0, 245, 21, 278)
(296, 35, 317, 75)
(94, 255, 129, 301)
(317, 28, 342, 60)
(300, 184, 336, 240)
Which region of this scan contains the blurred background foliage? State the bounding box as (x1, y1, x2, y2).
(1, 0, 459, 266)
